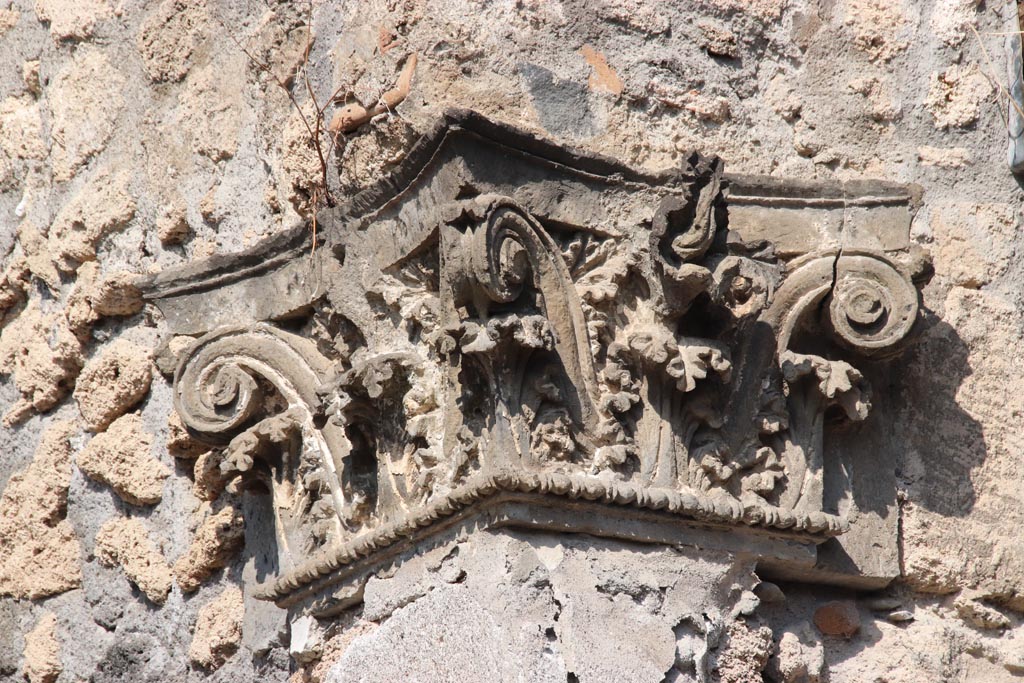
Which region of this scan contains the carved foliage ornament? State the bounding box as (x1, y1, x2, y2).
(152, 111, 925, 611)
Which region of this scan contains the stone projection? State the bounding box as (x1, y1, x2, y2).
(2, 0, 1024, 682)
(148, 111, 925, 623)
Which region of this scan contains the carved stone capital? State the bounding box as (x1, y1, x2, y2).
(144, 110, 928, 613)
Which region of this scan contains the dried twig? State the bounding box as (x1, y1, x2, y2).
(220, 2, 417, 254)
(328, 54, 418, 134)
(970, 24, 1022, 129)
(218, 2, 337, 215)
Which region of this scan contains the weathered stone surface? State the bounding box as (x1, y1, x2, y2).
(174, 502, 245, 593)
(843, 0, 914, 62)
(929, 203, 1015, 289)
(78, 413, 168, 505)
(34, 0, 112, 43)
(49, 166, 136, 273)
(155, 200, 191, 246)
(925, 64, 992, 130)
(0, 0, 1022, 680)
(326, 531, 760, 683)
(48, 48, 124, 180)
(0, 95, 46, 163)
(23, 613, 61, 683)
(0, 421, 80, 598)
(900, 286, 1024, 607)
(188, 586, 243, 670)
(74, 340, 152, 432)
(94, 516, 173, 605)
(180, 58, 244, 162)
(0, 299, 83, 426)
(137, 0, 207, 83)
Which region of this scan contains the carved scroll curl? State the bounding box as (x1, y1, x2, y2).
(173, 324, 336, 443)
(464, 197, 601, 429)
(766, 251, 918, 357)
(652, 163, 722, 266)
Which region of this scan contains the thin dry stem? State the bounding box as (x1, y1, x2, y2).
(970, 24, 1022, 129)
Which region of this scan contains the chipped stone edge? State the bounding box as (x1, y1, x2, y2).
(255, 468, 846, 606)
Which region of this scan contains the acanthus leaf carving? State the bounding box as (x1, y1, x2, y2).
(150, 111, 928, 610)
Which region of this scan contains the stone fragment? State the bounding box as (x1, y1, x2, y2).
(34, 0, 111, 42)
(686, 94, 731, 123)
(189, 587, 243, 669)
(0, 96, 46, 162)
(74, 339, 152, 432)
(0, 422, 81, 599)
(65, 262, 144, 337)
(174, 503, 245, 592)
(843, 0, 912, 62)
(49, 166, 136, 273)
(154, 334, 196, 377)
(0, 263, 28, 321)
(929, 0, 979, 47)
(847, 76, 901, 122)
(336, 116, 418, 198)
(15, 222, 60, 291)
(925, 64, 992, 130)
(155, 200, 190, 245)
(701, 0, 786, 21)
(580, 45, 623, 95)
(813, 601, 860, 638)
(49, 48, 125, 180)
(166, 411, 208, 459)
(199, 181, 222, 225)
(137, 0, 206, 82)
(77, 413, 169, 505)
(917, 146, 973, 168)
(289, 615, 325, 664)
(94, 516, 173, 604)
(595, 0, 669, 33)
(23, 613, 61, 683)
(714, 620, 774, 683)
(954, 591, 1010, 630)
(193, 449, 231, 501)
(90, 272, 144, 317)
(23, 60, 40, 95)
(769, 626, 824, 683)
(0, 8, 19, 35)
(753, 581, 786, 604)
(698, 20, 738, 58)
(0, 299, 83, 426)
(280, 101, 322, 210)
(181, 59, 243, 161)
(764, 74, 802, 122)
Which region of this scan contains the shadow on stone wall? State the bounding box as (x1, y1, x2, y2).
(894, 308, 987, 519)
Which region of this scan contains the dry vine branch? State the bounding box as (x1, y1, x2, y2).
(218, 2, 418, 254)
(972, 25, 1024, 130)
(220, 1, 419, 254)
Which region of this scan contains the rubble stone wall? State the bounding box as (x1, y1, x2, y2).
(2, 0, 1024, 681)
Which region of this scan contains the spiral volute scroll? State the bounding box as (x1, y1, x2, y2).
(469, 202, 534, 305)
(766, 250, 919, 358)
(826, 254, 918, 355)
(173, 324, 336, 444)
(460, 195, 601, 429)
